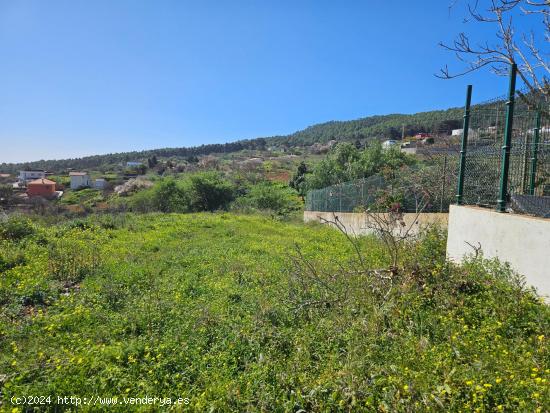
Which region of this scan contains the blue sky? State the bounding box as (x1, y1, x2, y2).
(0, 1, 531, 163)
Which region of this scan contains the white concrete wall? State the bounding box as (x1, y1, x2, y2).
(70, 175, 90, 190)
(18, 171, 45, 183)
(447, 205, 550, 299)
(304, 211, 448, 236)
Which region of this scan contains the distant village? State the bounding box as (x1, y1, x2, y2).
(0, 129, 467, 204)
(0, 161, 145, 203)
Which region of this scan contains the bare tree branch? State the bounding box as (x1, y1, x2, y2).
(439, 0, 549, 103)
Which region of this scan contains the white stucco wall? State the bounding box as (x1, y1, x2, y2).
(447, 205, 550, 299)
(304, 211, 448, 236)
(70, 175, 90, 190)
(19, 170, 45, 183)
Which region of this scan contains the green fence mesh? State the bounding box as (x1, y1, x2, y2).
(462, 91, 550, 216)
(305, 174, 386, 213)
(305, 152, 459, 213)
(305, 87, 549, 217)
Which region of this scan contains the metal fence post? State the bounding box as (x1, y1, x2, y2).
(456, 85, 473, 205)
(441, 155, 447, 212)
(528, 111, 541, 195)
(497, 63, 517, 212)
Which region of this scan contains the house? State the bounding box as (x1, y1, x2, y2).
(414, 133, 431, 139)
(528, 126, 550, 135)
(94, 178, 107, 189)
(69, 172, 91, 189)
(400, 141, 417, 155)
(452, 128, 480, 136)
(18, 170, 46, 184)
(126, 161, 143, 167)
(0, 173, 11, 184)
(27, 178, 56, 198)
(382, 139, 398, 149)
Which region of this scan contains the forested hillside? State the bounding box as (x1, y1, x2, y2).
(0, 107, 462, 173)
(271, 108, 463, 146)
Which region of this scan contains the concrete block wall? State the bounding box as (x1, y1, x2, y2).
(303, 211, 448, 236)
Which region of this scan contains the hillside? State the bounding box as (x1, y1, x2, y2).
(0, 108, 463, 174)
(271, 108, 463, 147)
(1, 213, 548, 411)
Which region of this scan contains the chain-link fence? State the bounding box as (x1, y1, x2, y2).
(305, 152, 459, 213)
(305, 66, 549, 217)
(460, 82, 550, 217)
(305, 174, 386, 213)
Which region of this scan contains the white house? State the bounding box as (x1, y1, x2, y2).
(18, 170, 45, 184)
(69, 172, 90, 190)
(452, 128, 480, 136)
(382, 139, 398, 149)
(126, 161, 143, 167)
(528, 126, 550, 135)
(94, 178, 107, 189)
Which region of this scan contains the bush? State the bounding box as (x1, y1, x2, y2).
(153, 179, 190, 213)
(232, 181, 302, 217)
(128, 172, 234, 213)
(306, 141, 415, 190)
(0, 215, 36, 241)
(187, 172, 235, 212)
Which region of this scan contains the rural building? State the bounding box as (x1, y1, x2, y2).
(0, 173, 11, 184)
(27, 178, 56, 198)
(126, 161, 143, 167)
(382, 139, 398, 149)
(94, 178, 107, 189)
(69, 172, 90, 189)
(414, 133, 431, 139)
(400, 142, 417, 155)
(451, 128, 479, 136)
(18, 170, 46, 184)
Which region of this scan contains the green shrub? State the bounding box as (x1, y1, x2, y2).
(187, 171, 235, 212)
(0, 215, 36, 241)
(306, 141, 415, 190)
(128, 173, 234, 213)
(232, 181, 302, 216)
(0, 248, 26, 272)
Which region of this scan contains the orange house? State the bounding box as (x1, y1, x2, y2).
(27, 178, 56, 198)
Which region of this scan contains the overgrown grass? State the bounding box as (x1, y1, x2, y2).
(59, 188, 105, 207)
(0, 213, 548, 412)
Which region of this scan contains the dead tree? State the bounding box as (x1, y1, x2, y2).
(439, 0, 550, 104)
